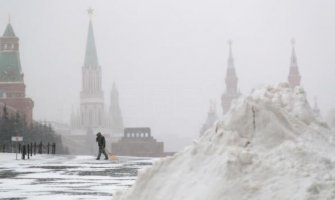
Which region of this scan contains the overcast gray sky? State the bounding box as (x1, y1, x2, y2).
(0, 0, 334, 151)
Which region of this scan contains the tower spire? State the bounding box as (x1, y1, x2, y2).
(288, 38, 301, 87)
(221, 39, 240, 114)
(110, 82, 124, 133)
(200, 100, 218, 135)
(228, 40, 232, 56)
(227, 40, 234, 68)
(84, 8, 99, 67)
(291, 38, 297, 66)
(79, 9, 104, 128)
(3, 17, 16, 37)
(313, 96, 320, 115)
(87, 7, 94, 20)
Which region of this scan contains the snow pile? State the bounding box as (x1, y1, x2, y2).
(114, 83, 335, 200)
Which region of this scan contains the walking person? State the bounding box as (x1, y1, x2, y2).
(52, 143, 56, 154)
(96, 132, 108, 160)
(47, 142, 50, 154)
(38, 142, 42, 154)
(22, 145, 26, 160)
(30, 143, 33, 157)
(27, 145, 30, 159)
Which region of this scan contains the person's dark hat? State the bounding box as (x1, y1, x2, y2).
(96, 132, 101, 136)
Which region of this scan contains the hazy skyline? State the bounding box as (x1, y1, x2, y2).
(0, 0, 334, 151)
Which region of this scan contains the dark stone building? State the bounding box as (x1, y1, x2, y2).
(111, 127, 164, 157)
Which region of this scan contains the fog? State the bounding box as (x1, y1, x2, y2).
(0, 0, 334, 151)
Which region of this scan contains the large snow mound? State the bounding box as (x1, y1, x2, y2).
(115, 83, 335, 200)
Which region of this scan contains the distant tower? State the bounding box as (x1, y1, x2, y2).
(110, 82, 124, 133)
(0, 19, 34, 124)
(80, 8, 104, 128)
(221, 40, 240, 114)
(288, 38, 301, 87)
(200, 101, 218, 135)
(312, 96, 320, 115)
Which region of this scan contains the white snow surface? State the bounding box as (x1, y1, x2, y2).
(0, 154, 156, 199)
(115, 83, 335, 200)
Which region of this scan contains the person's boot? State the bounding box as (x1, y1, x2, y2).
(96, 158, 100, 160)
(104, 157, 108, 160)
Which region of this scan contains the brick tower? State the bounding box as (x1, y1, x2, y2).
(0, 20, 34, 124)
(288, 39, 301, 87)
(80, 9, 104, 128)
(221, 40, 240, 114)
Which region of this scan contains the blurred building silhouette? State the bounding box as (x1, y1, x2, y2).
(111, 128, 165, 157)
(200, 101, 218, 136)
(70, 10, 123, 133)
(69, 9, 124, 155)
(221, 40, 241, 114)
(288, 39, 301, 88)
(312, 97, 320, 116)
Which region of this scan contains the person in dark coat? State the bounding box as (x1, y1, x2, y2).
(22, 145, 26, 160)
(96, 132, 108, 160)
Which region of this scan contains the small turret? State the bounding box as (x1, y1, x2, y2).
(200, 100, 218, 135)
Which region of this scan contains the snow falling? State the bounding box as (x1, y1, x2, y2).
(1, 1, 335, 200)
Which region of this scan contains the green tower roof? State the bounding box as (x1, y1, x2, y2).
(84, 20, 99, 66)
(0, 52, 23, 82)
(3, 23, 16, 37)
(0, 23, 22, 82)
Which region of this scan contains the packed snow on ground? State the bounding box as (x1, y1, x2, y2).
(115, 83, 335, 200)
(0, 153, 157, 200)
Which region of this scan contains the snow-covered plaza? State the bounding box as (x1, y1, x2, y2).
(0, 153, 156, 200)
